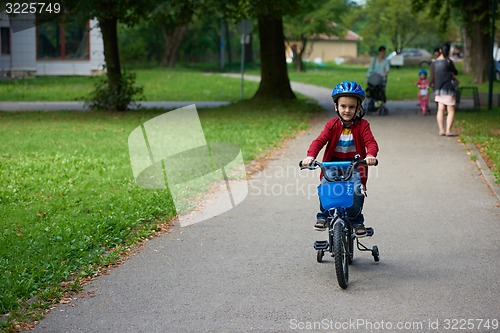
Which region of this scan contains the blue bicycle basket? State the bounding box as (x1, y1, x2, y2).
(317, 181, 355, 210)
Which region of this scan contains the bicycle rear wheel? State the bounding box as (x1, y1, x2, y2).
(333, 220, 349, 289)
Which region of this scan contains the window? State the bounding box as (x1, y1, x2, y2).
(1, 27, 10, 55)
(37, 16, 89, 60)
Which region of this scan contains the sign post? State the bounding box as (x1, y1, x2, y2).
(236, 19, 253, 99)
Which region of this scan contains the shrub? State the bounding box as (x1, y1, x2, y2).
(86, 70, 145, 111)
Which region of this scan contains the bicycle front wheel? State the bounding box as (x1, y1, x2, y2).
(333, 220, 349, 289)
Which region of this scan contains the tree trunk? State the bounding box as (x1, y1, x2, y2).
(462, 26, 472, 74)
(469, 22, 490, 84)
(464, 0, 491, 84)
(161, 24, 188, 68)
(244, 33, 253, 63)
(98, 16, 125, 110)
(290, 43, 301, 71)
(225, 20, 232, 65)
(253, 15, 295, 100)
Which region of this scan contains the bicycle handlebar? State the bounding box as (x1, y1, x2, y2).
(299, 154, 378, 182)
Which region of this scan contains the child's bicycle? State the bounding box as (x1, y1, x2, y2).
(299, 155, 379, 289)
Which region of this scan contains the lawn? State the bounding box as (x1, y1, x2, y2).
(286, 61, 500, 101)
(455, 109, 500, 183)
(3, 63, 498, 102)
(0, 64, 498, 331)
(0, 69, 260, 102)
(0, 100, 320, 330)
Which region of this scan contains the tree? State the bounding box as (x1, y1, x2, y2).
(197, 0, 297, 99)
(283, 0, 351, 72)
(248, 0, 303, 100)
(150, 0, 195, 67)
(360, 0, 444, 55)
(254, 13, 295, 99)
(412, 0, 496, 84)
(68, 0, 157, 110)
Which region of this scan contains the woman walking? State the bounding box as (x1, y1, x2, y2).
(430, 43, 459, 136)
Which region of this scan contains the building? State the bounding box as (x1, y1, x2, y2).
(0, 12, 104, 77)
(286, 30, 362, 64)
(308, 30, 362, 61)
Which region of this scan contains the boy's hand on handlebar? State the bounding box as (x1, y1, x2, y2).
(302, 156, 315, 167)
(365, 155, 377, 166)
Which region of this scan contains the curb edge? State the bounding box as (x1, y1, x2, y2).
(466, 142, 500, 202)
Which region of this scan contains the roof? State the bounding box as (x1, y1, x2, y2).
(309, 30, 362, 42)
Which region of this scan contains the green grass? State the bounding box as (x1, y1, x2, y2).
(455, 109, 500, 183)
(1, 63, 499, 102)
(286, 62, 500, 100)
(0, 69, 259, 102)
(0, 100, 319, 330)
(0, 64, 498, 330)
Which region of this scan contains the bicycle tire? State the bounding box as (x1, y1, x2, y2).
(333, 220, 349, 289)
(317, 249, 324, 263)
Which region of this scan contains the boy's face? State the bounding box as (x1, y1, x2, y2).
(336, 96, 359, 122)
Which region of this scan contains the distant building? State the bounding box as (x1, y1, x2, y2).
(286, 30, 362, 63)
(0, 12, 104, 77)
(308, 30, 362, 61)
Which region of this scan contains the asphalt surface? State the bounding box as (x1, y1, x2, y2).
(31, 82, 499, 332)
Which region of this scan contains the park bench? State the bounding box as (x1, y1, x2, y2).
(456, 86, 480, 111)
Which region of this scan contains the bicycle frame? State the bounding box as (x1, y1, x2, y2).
(301, 155, 380, 289)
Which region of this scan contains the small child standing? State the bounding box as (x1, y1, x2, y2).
(416, 69, 429, 115)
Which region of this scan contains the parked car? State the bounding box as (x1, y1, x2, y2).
(386, 48, 432, 67)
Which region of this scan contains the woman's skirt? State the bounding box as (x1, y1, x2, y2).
(435, 94, 455, 106)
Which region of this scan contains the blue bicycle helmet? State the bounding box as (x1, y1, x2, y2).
(331, 81, 365, 103)
(418, 69, 427, 76)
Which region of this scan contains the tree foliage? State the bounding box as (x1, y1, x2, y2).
(149, 0, 196, 67)
(283, 0, 351, 72)
(63, 0, 158, 110)
(412, 0, 497, 84)
(359, 0, 445, 55)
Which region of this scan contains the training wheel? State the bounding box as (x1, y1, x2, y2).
(317, 250, 324, 263)
(372, 245, 380, 262)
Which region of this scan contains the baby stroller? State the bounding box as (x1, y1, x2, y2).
(364, 73, 388, 115)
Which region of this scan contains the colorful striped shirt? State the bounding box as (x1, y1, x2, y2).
(334, 127, 356, 160)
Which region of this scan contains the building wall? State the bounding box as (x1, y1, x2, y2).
(36, 19, 105, 76)
(0, 12, 104, 76)
(89, 19, 105, 75)
(1, 13, 37, 77)
(0, 12, 11, 76)
(307, 40, 358, 62)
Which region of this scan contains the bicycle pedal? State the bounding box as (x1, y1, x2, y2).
(314, 240, 329, 250)
(366, 227, 374, 237)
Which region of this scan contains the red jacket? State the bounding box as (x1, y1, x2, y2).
(307, 117, 379, 186)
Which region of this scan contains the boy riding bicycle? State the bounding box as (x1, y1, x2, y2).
(301, 81, 379, 236)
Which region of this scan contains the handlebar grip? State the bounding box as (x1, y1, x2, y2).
(299, 160, 319, 170)
(359, 159, 379, 166)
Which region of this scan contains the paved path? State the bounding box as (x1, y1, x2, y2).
(32, 82, 499, 332)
